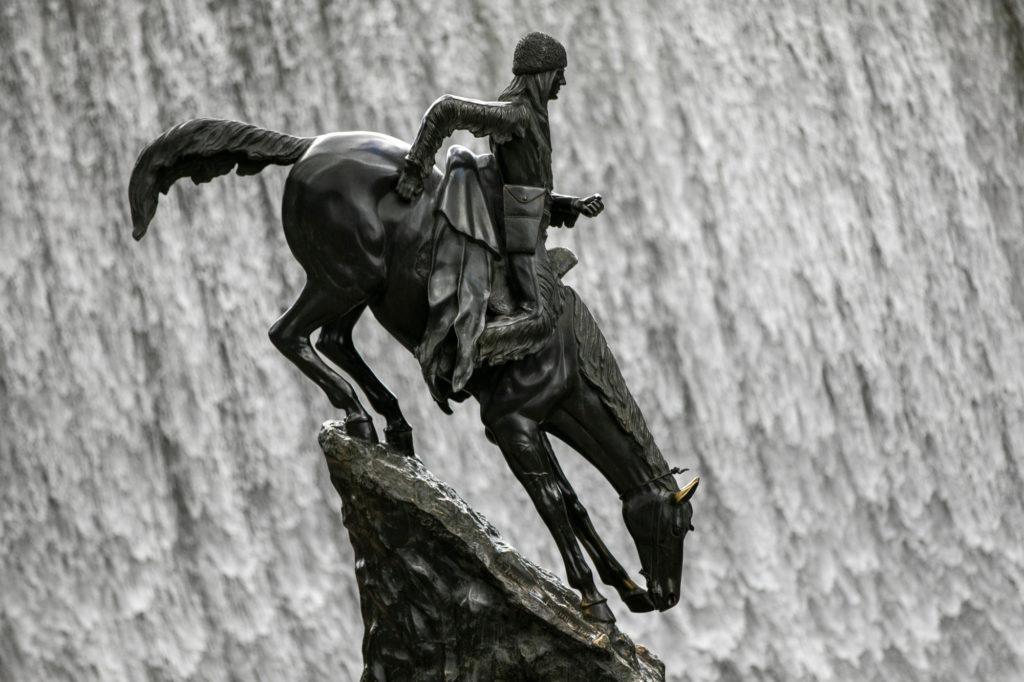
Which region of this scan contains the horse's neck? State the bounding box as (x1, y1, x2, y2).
(551, 287, 674, 497)
(565, 381, 673, 495)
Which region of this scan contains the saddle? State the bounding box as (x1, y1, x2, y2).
(416, 146, 576, 407)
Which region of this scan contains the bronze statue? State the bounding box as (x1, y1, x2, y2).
(128, 32, 698, 623)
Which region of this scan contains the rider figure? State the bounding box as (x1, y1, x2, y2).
(396, 32, 604, 324)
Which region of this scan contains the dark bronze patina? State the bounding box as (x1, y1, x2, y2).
(128, 32, 698, 622)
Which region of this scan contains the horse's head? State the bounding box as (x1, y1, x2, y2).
(622, 475, 699, 611)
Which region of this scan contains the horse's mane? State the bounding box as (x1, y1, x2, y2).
(478, 253, 667, 469)
(566, 287, 669, 470)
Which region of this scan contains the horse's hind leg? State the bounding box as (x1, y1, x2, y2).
(316, 305, 414, 455)
(268, 283, 377, 442)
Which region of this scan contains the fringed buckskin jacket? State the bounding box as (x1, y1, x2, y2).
(402, 94, 579, 229)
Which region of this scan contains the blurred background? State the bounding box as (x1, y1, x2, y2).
(3, 1, 1024, 680)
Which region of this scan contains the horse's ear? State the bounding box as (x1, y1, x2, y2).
(672, 477, 700, 504)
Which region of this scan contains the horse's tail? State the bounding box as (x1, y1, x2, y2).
(128, 118, 315, 240)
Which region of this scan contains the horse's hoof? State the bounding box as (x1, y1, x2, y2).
(345, 416, 378, 443)
(581, 598, 616, 623)
(385, 426, 415, 456)
(622, 587, 656, 613)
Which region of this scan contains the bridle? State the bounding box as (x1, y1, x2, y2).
(618, 466, 688, 500)
(622, 466, 693, 585)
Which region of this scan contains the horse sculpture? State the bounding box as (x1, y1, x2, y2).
(128, 118, 698, 622)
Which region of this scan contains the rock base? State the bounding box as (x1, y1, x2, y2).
(319, 421, 664, 681)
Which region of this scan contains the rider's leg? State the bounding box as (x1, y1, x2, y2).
(507, 252, 538, 312)
(489, 252, 538, 328)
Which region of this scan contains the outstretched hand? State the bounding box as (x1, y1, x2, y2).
(396, 170, 423, 201)
(573, 194, 604, 218)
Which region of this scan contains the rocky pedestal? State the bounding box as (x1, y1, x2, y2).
(318, 421, 664, 681)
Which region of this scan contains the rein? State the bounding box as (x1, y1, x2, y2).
(618, 466, 687, 500)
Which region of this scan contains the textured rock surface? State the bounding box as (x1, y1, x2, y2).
(319, 422, 663, 681)
(2, 2, 1024, 681)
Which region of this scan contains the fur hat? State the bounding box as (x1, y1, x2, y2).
(512, 32, 567, 75)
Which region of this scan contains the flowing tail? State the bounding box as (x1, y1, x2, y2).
(128, 118, 315, 240)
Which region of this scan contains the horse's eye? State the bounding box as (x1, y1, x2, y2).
(689, 523, 695, 532)
(671, 524, 682, 537)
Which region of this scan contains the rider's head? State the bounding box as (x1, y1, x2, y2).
(504, 32, 567, 104)
(512, 32, 567, 77)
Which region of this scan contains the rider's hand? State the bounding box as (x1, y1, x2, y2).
(396, 168, 424, 201)
(573, 194, 604, 218)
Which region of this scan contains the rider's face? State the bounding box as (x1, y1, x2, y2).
(549, 69, 567, 100)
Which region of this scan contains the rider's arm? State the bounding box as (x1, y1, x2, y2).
(402, 95, 526, 186)
(549, 192, 581, 228)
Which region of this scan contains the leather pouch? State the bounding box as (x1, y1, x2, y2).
(502, 184, 547, 253)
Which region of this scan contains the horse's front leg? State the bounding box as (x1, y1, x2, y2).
(539, 433, 656, 614)
(487, 414, 615, 623)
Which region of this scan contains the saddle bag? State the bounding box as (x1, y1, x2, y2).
(502, 185, 548, 254)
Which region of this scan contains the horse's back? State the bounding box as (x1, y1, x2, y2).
(300, 131, 409, 171)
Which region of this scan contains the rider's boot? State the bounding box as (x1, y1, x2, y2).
(488, 252, 539, 328)
(488, 300, 539, 328)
